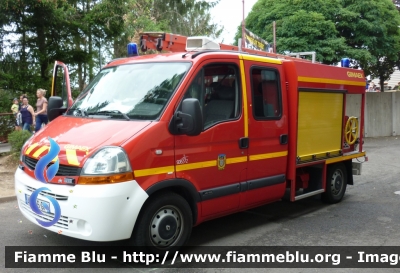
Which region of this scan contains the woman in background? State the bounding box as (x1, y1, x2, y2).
(34, 88, 48, 132)
(20, 96, 35, 132)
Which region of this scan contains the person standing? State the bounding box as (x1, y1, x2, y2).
(34, 88, 48, 132)
(367, 82, 375, 92)
(20, 96, 35, 132)
(19, 94, 27, 111)
(11, 98, 20, 131)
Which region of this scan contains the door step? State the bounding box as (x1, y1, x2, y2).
(294, 189, 324, 201)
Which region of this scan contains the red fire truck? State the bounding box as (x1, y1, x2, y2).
(16, 32, 366, 253)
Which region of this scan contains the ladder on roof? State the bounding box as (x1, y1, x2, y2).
(139, 32, 315, 63)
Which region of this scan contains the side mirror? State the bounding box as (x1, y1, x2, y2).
(169, 98, 203, 136)
(48, 96, 66, 121)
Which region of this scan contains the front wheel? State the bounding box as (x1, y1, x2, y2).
(322, 163, 347, 204)
(131, 191, 192, 253)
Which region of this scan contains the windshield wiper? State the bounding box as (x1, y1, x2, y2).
(90, 110, 130, 120)
(72, 108, 87, 117)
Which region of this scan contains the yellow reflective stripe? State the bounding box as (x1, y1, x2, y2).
(298, 76, 365, 86)
(134, 166, 175, 178)
(325, 152, 366, 164)
(239, 58, 249, 137)
(176, 160, 216, 172)
(27, 144, 58, 162)
(25, 143, 39, 155)
(249, 151, 288, 161)
(32, 146, 48, 158)
(66, 149, 80, 166)
(226, 156, 247, 164)
(134, 156, 248, 177)
(240, 54, 282, 65)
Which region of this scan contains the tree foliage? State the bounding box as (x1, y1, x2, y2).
(152, 0, 222, 37)
(337, 0, 400, 88)
(0, 0, 221, 99)
(237, 0, 400, 90)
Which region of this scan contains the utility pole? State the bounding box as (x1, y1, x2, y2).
(273, 21, 276, 53)
(242, 0, 245, 49)
(99, 39, 102, 69)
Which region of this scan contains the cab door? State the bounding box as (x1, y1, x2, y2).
(242, 58, 288, 207)
(174, 59, 247, 219)
(52, 61, 74, 108)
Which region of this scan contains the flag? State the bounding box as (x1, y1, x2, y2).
(244, 29, 269, 51)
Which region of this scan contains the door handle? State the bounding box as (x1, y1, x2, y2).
(239, 137, 249, 149)
(280, 134, 288, 145)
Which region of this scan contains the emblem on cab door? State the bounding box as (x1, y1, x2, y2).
(218, 154, 226, 170)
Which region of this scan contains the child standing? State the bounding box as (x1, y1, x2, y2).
(11, 98, 20, 130)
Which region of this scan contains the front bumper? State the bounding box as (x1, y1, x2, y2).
(15, 169, 148, 241)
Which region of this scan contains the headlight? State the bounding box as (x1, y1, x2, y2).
(82, 147, 132, 175)
(79, 147, 134, 185)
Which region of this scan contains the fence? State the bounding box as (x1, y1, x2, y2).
(346, 92, 400, 138)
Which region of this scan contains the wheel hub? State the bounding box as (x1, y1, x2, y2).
(158, 215, 177, 240)
(331, 170, 343, 196)
(150, 206, 182, 247)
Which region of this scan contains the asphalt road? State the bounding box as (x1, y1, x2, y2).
(1, 137, 400, 273)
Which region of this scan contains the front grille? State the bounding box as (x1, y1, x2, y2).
(24, 156, 81, 176)
(27, 186, 68, 201)
(20, 202, 69, 229)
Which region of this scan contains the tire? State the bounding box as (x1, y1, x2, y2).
(322, 163, 347, 204)
(131, 191, 192, 254)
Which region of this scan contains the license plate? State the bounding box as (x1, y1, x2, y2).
(25, 194, 51, 214)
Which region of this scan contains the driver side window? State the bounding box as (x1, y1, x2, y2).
(182, 64, 240, 129)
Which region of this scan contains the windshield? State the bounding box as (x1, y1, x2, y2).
(66, 62, 191, 120)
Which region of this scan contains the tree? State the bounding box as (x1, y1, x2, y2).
(152, 0, 222, 38)
(0, 0, 130, 93)
(0, 0, 76, 91)
(337, 0, 400, 90)
(277, 10, 348, 64)
(236, 0, 400, 90)
(114, 0, 223, 58)
(237, 0, 350, 64)
(0, 0, 223, 97)
(0, 0, 92, 91)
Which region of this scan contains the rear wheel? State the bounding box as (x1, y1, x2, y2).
(322, 163, 347, 204)
(132, 191, 192, 253)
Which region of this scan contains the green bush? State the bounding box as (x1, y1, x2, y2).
(7, 130, 32, 159)
(0, 114, 14, 142)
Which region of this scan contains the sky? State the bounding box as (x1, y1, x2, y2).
(210, 0, 258, 45)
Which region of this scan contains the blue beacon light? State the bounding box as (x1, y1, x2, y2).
(127, 43, 139, 57)
(341, 58, 350, 68)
